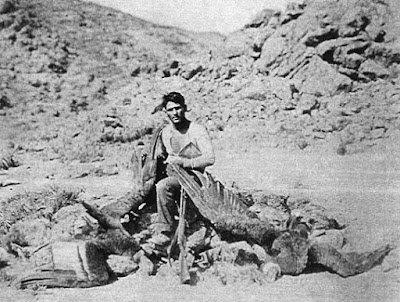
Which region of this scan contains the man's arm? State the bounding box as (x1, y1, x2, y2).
(181, 124, 215, 170)
(164, 123, 215, 170)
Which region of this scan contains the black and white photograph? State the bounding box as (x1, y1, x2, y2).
(0, 0, 399, 301)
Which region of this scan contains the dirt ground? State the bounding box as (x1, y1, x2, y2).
(1, 144, 399, 302)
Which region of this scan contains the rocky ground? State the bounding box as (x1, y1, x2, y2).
(0, 0, 400, 301)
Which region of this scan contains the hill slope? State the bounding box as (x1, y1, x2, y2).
(0, 0, 399, 165)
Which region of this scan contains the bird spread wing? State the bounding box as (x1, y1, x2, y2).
(169, 164, 248, 224)
(169, 165, 280, 246)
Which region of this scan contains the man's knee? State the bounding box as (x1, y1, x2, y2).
(156, 177, 179, 193)
(156, 178, 169, 194)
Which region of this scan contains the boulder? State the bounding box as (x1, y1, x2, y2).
(0, 247, 10, 267)
(359, 59, 390, 80)
(0, 95, 12, 109)
(245, 9, 276, 28)
(381, 247, 400, 273)
(181, 63, 204, 80)
(311, 229, 345, 250)
(271, 231, 309, 275)
(187, 223, 209, 253)
(107, 255, 138, 277)
(137, 253, 156, 276)
(260, 262, 281, 282)
(206, 262, 266, 285)
(292, 56, 353, 96)
(221, 241, 262, 266)
(0, 0, 16, 14)
(251, 244, 269, 264)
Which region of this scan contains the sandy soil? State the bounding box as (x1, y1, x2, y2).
(1, 146, 399, 302)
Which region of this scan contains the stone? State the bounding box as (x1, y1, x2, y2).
(0, 247, 10, 267)
(381, 247, 400, 273)
(251, 244, 269, 263)
(293, 56, 353, 96)
(137, 254, 156, 276)
(342, 53, 365, 69)
(204, 262, 265, 285)
(107, 255, 138, 277)
(0, 95, 12, 109)
(370, 128, 385, 139)
(257, 35, 287, 69)
(271, 231, 309, 275)
(220, 241, 262, 266)
(310, 229, 345, 250)
(181, 63, 204, 80)
(0, 0, 15, 14)
(261, 262, 281, 282)
(245, 9, 276, 28)
(359, 60, 390, 80)
(296, 95, 319, 116)
(303, 26, 338, 47)
(187, 224, 208, 253)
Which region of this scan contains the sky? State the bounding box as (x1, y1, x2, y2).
(83, 0, 293, 34)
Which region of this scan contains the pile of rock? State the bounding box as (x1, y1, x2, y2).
(0, 187, 356, 288)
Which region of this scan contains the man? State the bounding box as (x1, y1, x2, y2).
(150, 92, 215, 247)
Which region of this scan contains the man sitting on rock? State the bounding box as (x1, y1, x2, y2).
(149, 92, 215, 249)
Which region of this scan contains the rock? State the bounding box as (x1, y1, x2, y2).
(156, 262, 181, 281)
(129, 65, 141, 77)
(0, 95, 12, 109)
(359, 60, 390, 80)
(303, 26, 339, 47)
(293, 56, 353, 96)
(281, 2, 305, 24)
(245, 9, 275, 28)
(181, 63, 204, 80)
(370, 128, 386, 139)
(251, 244, 269, 263)
(0, 179, 21, 187)
(296, 95, 319, 116)
(257, 35, 287, 69)
(271, 231, 309, 275)
(220, 241, 262, 266)
(0, 247, 11, 267)
(311, 230, 345, 250)
(209, 228, 223, 248)
(187, 223, 208, 253)
(342, 53, 365, 69)
(381, 247, 400, 273)
(0, 0, 16, 14)
(260, 262, 281, 282)
(107, 255, 138, 276)
(338, 6, 371, 38)
(204, 262, 266, 285)
(137, 253, 156, 276)
(196, 241, 262, 267)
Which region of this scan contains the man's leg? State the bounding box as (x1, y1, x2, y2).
(153, 176, 181, 240)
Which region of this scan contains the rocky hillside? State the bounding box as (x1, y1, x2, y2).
(0, 0, 399, 165)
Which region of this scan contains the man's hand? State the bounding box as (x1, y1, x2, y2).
(165, 155, 184, 166)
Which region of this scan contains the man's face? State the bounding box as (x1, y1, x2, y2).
(165, 101, 186, 124)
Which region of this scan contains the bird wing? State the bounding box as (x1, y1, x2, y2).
(169, 164, 248, 224)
